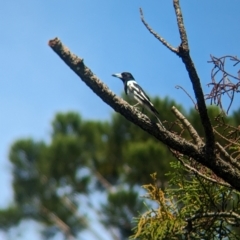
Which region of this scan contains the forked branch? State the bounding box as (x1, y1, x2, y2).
(49, 38, 240, 191)
(140, 0, 215, 163)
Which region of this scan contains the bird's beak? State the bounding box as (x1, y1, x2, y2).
(112, 73, 122, 79)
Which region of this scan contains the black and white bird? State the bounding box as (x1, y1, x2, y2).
(112, 72, 163, 125)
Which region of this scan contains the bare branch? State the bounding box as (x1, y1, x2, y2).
(214, 128, 240, 148)
(48, 38, 187, 149)
(178, 157, 231, 188)
(216, 142, 240, 170)
(48, 37, 240, 191)
(93, 169, 114, 192)
(171, 106, 203, 146)
(139, 8, 178, 54)
(61, 196, 107, 240)
(171, 0, 215, 161)
(175, 85, 197, 110)
(173, 0, 188, 49)
(186, 211, 240, 223)
(41, 205, 75, 240)
(140, 0, 214, 157)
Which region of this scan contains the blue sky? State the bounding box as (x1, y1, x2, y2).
(1, 1, 240, 239)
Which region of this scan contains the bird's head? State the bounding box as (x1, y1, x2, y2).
(112, 72, 135, 82)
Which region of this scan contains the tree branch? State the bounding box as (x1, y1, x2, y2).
(186, 211, 240, 223)
(178, 157, 231, 188)
(172, 0, 215, 163)
(48, 37, 240, 191)
(140, 0, 215, 165)
(171, 106, 203, 146)
(41, 205, 75, 240)
(216, 142, 240, 170)
(139, 8, 178, 54)
(173, 0, 188, 49)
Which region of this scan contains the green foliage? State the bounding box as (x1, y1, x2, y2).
(102, 189, 145, 239)
(232, 108, 240, 126)
(3, 97, 240, 239)
(3, 97, 176, 239)
(131, 174, 184, 240)
(0, 207, 22, 229)
(123, 139, 170, 185)
(132, 163, 240, 240)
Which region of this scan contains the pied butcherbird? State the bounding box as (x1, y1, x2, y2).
(112, 72, 163, 126)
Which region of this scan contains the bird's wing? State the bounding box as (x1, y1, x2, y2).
(127, 81, 159, 115)
(128, 81, 151, 102)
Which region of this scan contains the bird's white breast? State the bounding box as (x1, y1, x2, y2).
(126, 80, 137, 97)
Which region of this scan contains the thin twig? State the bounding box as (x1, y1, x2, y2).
(214, 128, 240, 148)
(207, 55, 240, 114)
(175, 85, 198, 110)
(208, 55, 240, 81)
(216, 142, 240, 170)
(139, 8, 178, 54)
(186, 211, 240, 223)
(178, 158, 231, 188)
(171, 106, 203, 146)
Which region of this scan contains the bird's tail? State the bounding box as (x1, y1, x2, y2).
(149, 105, 164, 128)
(150, 105, 159, 116)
